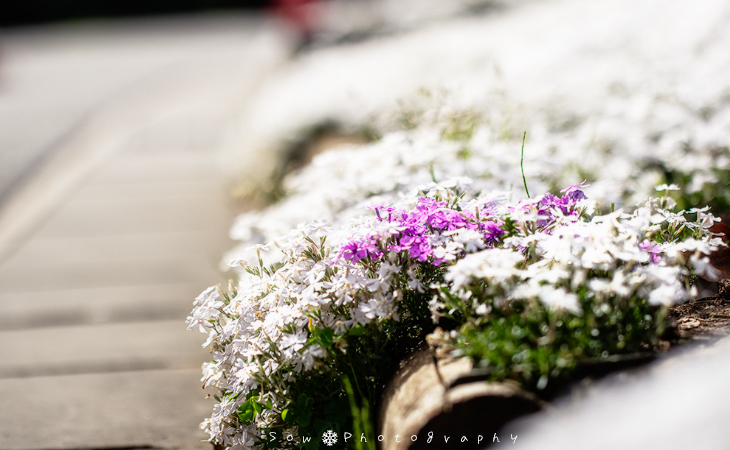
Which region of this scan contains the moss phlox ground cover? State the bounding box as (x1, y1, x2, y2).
(189, 179, 722, 450)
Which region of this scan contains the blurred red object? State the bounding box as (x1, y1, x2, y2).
(272, 0, 321, 37)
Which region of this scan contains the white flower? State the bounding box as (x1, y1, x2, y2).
(445, 228, 486, 253)
(301, 345, 327, 370)
(648, 283, 686, 306)
(677, 238, 718, 255)
(194, 285, 220, 306)
(475, 304, 489, 315)
(228, 259, 250, 269)
(308, 219, 332, 237)
(280, 331, 308, 351)
(538, 286, 581, 314)
(690, 254, 721, 281)
(245, 244, 270, 253)
(446, 248, 524, 288)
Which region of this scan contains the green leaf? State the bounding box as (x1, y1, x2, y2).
(298, 410, 311, 428)
(316, 328, 334, 348)
(236, 398, 261, 423)
(252, 401, 263, 415)
(281, 409, 291, 423)
(296, 394, 310, 409)
(325, 413, 346, 427)
(237, 399, 251, 413)
(302, 435, 319, 450)
(313, 419, 332, 436)
(237, 406, 254, 422)
(348, 325, 367, 336)
(323, 398, 350, 416)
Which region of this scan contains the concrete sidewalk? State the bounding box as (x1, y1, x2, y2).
(0, 16, 291, 449)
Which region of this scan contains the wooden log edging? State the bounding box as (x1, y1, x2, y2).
(378, 348, 543, 450)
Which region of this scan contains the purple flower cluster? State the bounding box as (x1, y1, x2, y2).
(639, 241, 662, 264)
(337, 184, 589, 266)
(338, 197, 504, 265)
(337, 236, 383, 264)
(518, 181, 588, 228)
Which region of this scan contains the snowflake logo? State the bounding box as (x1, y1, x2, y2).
(322, 429, 338, 446)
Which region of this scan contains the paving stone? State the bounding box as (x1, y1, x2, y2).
(0, 283, 203, 330)
(0, 255, 218, 292)
(4, 232, 217, 266)
(0, 369, 212, 450)
(31, 195, 229, 239)
(0, 15, 292, 449)
(0, 320, 209, 378)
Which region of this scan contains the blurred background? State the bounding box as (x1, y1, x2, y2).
(0, 1, 519, 448)
(1, 0, 729, 449)
(2, 0, 268, 27)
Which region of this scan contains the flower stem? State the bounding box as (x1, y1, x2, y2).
(520, 131, 530, 198)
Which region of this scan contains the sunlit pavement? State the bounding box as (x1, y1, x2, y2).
(0, 15, 291, 449)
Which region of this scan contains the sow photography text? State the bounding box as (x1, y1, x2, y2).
(269, 429, 520, 447)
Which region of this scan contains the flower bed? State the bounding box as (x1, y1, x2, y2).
(188, 176, 722, 449)
(223, 115, 730, 275)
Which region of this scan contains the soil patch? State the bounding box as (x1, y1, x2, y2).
(670, 296, 730, 341)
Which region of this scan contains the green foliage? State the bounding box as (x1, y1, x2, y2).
(256, 272, 438, 449)
(451, 293, 667, 393)
(343, 376, 376, 450)
(654, 164, 730, 215)
(441, 110, 482, 142)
